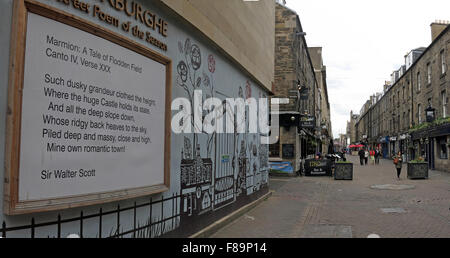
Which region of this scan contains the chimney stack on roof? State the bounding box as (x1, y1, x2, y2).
(431, 20, 450, 42)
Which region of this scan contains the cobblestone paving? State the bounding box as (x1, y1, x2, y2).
(211, 156, 450, 238)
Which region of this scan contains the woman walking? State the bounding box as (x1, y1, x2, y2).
(393, 151, 403, 180)
(364, 149, 369, 165)
(370, 149, 375, 165)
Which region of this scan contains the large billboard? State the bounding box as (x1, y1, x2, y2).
(4, 1, 171, 214)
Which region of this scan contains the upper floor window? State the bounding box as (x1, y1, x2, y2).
(417, 72, 421, 91)
(442, 90, 447, 118)
(403, 112, 406, 130)
(418, 103, 422, 124)
(427, 63, 432, 84)
(441, 50, 446, 75)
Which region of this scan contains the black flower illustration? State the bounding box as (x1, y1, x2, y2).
(177, 61, 188, 83)
(191, 44, 201, 70)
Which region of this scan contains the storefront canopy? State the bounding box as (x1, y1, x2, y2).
(349, 144, 364, 148)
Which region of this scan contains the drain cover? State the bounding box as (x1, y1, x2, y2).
(381, 208, 406, 214)
(370, 184, 415, 190)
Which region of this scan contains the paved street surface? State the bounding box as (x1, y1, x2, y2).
(211, 156, 450, 238)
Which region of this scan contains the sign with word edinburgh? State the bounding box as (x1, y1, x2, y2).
(4, 1, 171, 214)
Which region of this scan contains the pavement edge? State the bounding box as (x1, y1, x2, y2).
(189, 190, 274, 238)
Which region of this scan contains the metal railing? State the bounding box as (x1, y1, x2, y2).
(1, 193, 181, 238)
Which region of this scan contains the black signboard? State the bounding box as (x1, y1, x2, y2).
(299, 115, 316, 129)
(282, 144, 295, 159)
(304, 159, 332, 177)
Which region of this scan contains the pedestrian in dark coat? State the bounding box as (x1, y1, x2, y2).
(358, 149, 365, 165)
(375, 148, 381, 165)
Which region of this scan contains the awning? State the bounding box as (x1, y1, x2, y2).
(411, 123, 450, 140)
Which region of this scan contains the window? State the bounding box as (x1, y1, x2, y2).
(417, 72, 421, 91)
(408, 82, 411, 99)
(403, 112, 406, 130)
(438, 137, 448, 159)
(427, 63, 431, 84)
(407, 109, 410, 128)
(443, 90, 447, 118)
(418, 104, 422, 124)
(441, 50, 446, 75)
(269, 139, 280, 157)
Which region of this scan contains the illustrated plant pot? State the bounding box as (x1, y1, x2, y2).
(334, 163, 353, 180)
(407, 162, 428, 179)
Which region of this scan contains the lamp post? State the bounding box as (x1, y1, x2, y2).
(392, 112, 396, 155)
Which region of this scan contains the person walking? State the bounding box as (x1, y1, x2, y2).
(364, 149, 369, 165)
(370, 149, 375, 165)
(392, 151, 404, 180)
(375, 148, 381, 165)
(358, 148, 365, 165)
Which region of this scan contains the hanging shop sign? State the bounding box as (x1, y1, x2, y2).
(4, 0, 172, 215)
(399, 134, 408, 140)
(299, 115, 316, 129)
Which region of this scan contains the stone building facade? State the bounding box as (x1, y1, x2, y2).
(346, 111, 359, 154)
(270, 3, 322, 173)
(309, 47, 333, 154)
(354, 22, 449, 172)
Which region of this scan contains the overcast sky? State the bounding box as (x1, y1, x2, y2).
(285, 0, 450, 139)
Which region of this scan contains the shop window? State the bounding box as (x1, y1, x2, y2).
(269, 139, 280, 158)
(282, 144, 295, 159)
(438, 137, 448, 159)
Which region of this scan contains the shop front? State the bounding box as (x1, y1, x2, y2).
(389, 136, 397, 158)
(399, 133, 410, 161)
(380, 136, 389, 158)
(411, 123, 450, 172)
